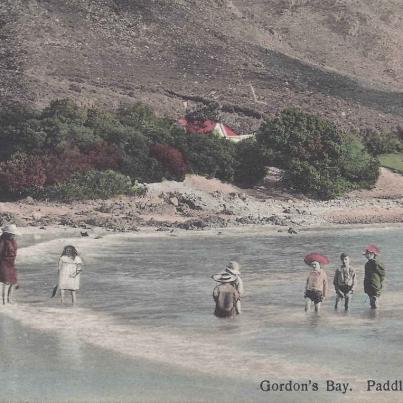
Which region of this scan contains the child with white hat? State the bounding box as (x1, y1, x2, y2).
(225, 261, 244, 314)
(211, 271, 240, 318)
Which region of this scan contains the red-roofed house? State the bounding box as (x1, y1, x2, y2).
(178, 118, 253, 143)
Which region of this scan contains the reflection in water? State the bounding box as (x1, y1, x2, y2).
(305, 312, 321, 328)
(57, 332, 84, 367)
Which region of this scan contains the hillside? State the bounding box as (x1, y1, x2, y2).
(2, 0, 403, 133)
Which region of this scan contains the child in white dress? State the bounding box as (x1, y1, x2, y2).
(57, 245, 83, 305)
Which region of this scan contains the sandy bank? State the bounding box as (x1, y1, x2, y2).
(1, 168, 403, 234)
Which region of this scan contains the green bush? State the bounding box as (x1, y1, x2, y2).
(284, 159, 351, 199)
(257, 109, 379, 199)
(234, 138, 266, 186)
(175, 134, 236, 181)
(340, 137, 380, 186)
(361, 128, 403, 156)
(34, 170, 145, 201)
(257, 108, 345, 165)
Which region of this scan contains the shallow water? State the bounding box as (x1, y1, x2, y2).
(2, 226, 403, 402)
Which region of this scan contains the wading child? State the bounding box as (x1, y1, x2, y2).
(304, 253, 329, 312)
(225, 261, 244, 314)
(56, 245, 83, 305)
(363, 244, 385, 309)
(211, 272, 240, 318)
(334, 253, 356, 311)
(0, 224, 20, 304)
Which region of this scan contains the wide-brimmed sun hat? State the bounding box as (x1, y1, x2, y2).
(1, 224, 20, 235)
(225, 261, 240, 275)
(211, 272, 237, 283)
(363, 244, 380, 255)
(304, 253, 329, 266)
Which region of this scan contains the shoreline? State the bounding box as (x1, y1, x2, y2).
(14, 221, 403, 243)
(2, 169, 403, 235)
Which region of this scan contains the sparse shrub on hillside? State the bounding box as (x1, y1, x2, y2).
(257, 109, 379, 199)
(234, 138, 266, 186)
(41, 99, 87, 123)
(34, 170, 140, 201)
(185, 102, 220, 123)
(149, 144, 188, 180)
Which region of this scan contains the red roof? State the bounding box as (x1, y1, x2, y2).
(178, 118, 216, 134)
(178, 118, 240, 138)
(220, 123, 238, 138)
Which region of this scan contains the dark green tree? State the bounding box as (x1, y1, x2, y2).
(234, 138, 266, 186)
(257, 109, 379, 199)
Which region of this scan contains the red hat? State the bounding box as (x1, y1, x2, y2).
(304, 253, 329, 266)
(364, 244, 380, 255)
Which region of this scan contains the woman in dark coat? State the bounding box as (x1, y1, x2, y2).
(363, 244, 385, 309)
(0, 224, 19, 304)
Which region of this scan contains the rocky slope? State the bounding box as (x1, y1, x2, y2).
(1, 0, 403, 133)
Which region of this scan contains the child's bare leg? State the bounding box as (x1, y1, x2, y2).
(335, 294, 342, 310)
(235, 300, 241, 314)
(60, 289, 65, 304)
(344, 295, 350, 311)
(7, 285, 14, 304)
(314, 302, 321, 312)
(2, 284, 10, 305)
(304, 298, 311, 312)
(71, 291, 76, 305)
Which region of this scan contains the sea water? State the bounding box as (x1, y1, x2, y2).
(1, 226, 403, 402)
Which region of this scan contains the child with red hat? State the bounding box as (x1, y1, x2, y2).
(363, 245, 385, 309)
(304, 253, 329, 312)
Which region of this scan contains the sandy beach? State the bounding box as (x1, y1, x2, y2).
(1, 167, 403, 234)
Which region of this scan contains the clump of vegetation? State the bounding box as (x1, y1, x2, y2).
(361, 128, 403, 156)
(256, 109, 379, 199)
(0, 99, 383, 201)
(233, 138, 266, 186)
(378, 153, 403, 175)
(149, 144, 188, 180)
(184, 102, 220, 122)
(33, 170, 145, 202)
(0, 99, 240, 200)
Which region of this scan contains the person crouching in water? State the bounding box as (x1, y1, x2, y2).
(304, 253, 329, 312)
(334, 253, 356, 311)
(212, 272, 240, 318)
(56, 245, 83, 305)
(225, 261, 244, 314)
(0, 224, 20, 304)
(363, 244, 385, 309)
